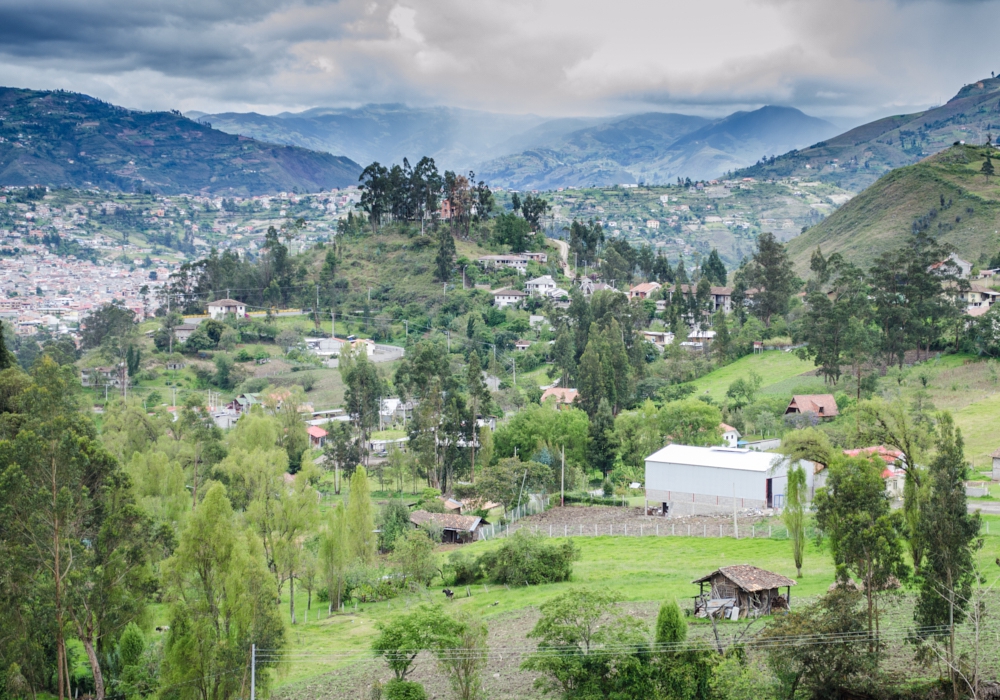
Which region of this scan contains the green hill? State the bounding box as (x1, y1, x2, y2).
(734, 76, 1000, 192)
(0, 87, 361, 195)
(786, 143, 1000, 272)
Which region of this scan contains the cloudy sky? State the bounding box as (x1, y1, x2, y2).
(0, 0, 996, 122)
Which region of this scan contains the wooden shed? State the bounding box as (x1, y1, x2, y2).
(409, 510, 486, 544)
(692, 565, 796, 619)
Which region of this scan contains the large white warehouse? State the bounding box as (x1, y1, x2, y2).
(644, 444, 814, 515)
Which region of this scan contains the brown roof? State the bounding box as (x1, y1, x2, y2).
(208, 298, 245, 307)
(692, 565, 796, 592)
(541, 387, 579, 404)
(786, 394, 839, 417)
(410, 510, 483, 532)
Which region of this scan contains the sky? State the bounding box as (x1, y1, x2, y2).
(0, 0, 998, 122)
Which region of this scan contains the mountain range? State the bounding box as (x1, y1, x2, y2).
(0, 88, 361, 195)
(196, 104, 837, 187)
(478, 106, 837, 189)
(734, 77, 1000, 191)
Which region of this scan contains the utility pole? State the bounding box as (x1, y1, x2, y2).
(561, 446, 565, 507)
(404, 320, 408, 341)
(446, 331, 450, 352)
(733, 483, 738, 539)
(331, 309, 336, 338)
(443, 282, 446, 299)
(250, 644, 256, 700)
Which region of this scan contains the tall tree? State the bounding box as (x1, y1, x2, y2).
(161, 483, 285, 700)
(733, 232, 797, 326)
(347, 466, 377, 564)
(320, 505, 350, 613)
(914, 414, 981, 699)
(435, 227, 456, 281)
(359, 162, 390, 235)
(342, 349, 386, 466)
(814, 456, 910, 643)
(701, 248, 727, 286)
(783, 464, 807, 578)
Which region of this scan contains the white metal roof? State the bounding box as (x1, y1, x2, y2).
(646, 444, 782, 472)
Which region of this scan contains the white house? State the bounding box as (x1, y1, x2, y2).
(525, 275, 558, 297)
(644, 444, 812, 515)
(646, 219, 660, 229)
(720, 423, 741, 448)
(207, 298, 246, 319)
(492, 288, 526, 309)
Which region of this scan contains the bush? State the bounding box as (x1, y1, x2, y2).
(384, 680, 427, 700)
(447, 550, 481, 585)
(477, 530, 578, 585)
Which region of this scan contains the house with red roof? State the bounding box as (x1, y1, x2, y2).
(540, 387, 579, 407)
(307, 425, 328, 448)
(784, 394, 839, 420)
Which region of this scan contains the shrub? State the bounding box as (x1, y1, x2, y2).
(384, 680, 427, 700)
(477, 530, 578, 585)
(447, 550, 481, 585)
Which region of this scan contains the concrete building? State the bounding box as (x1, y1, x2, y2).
(525, 275, 558, 297)
(207, 298, 247, 319)
(644, 444, 812, 515)
(492, 288, 526, 308)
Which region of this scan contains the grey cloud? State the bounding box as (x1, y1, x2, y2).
(1, 0, 1000, 120)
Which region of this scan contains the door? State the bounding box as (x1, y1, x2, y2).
(765, 478, 773, 508)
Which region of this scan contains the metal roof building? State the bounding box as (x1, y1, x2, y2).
(644, 444, 812, 515)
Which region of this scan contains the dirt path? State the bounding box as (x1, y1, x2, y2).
(547, 237, 573, 280)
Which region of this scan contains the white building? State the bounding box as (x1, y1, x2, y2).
(644, 444, 813, 515)
(525, 275, 558, 297)
(207, 298, 246, 319)
(492, 288, 527, 308)
(720, 423, 741, 448)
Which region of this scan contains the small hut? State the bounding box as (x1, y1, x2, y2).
(409, 510, 486, 544)
(692, 565, 796, 619)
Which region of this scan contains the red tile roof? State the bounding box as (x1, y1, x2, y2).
(306, 425, 328, 438)
(541, 387, 579, 404)
(786, 394, 839, 417)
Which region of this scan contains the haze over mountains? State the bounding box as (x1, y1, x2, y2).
(195, 104, 838, 187)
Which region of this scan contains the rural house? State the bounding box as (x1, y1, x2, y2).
(720, 423, 741, 448)
(644, 444, 813, 514)
(784, 394, 839, 420)
(525, 275, 558, 297)
(540, 387, 579, 407)
(206, 298, 247, 319)
(409, 511, 486, 544)
(307, 425, 327, 448)
(492, 288, 526, 309)
(628, 281, 661, 299)
(693, 565, 796, 619)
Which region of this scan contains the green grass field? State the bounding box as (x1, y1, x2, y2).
(691, 352, 814, 401)
(267, 522, 1000, 688)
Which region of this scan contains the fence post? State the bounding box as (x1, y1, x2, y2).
(752, 525, 755, 538)
(687, 525, 690, 536)
(565, 525, 567, 537)
(703, 524, 706, 537)
(720, 524, 723, 537)
(549, 525, 552, 537)
(625, 525, 627, 537)
(656, 524, 659, 536)
(769, 525, 772, 538)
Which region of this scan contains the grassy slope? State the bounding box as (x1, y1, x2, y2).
(691, 352, 815, 402)
(787, 144, 1000, 272)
